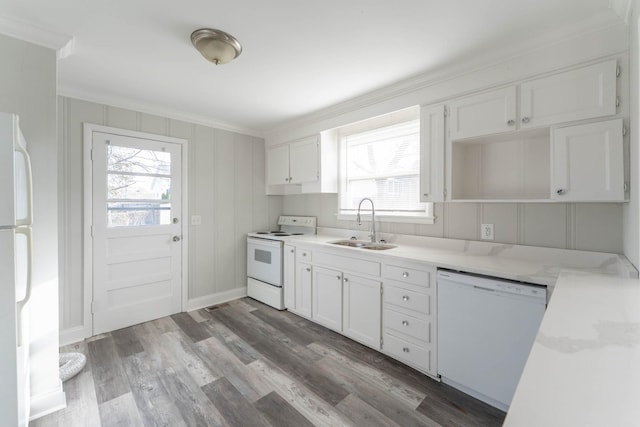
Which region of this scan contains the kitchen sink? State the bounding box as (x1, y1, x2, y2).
(362, 243, 396, 250)
(329, 240, 396, 250)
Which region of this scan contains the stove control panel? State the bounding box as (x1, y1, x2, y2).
(277, 215, 317, 227)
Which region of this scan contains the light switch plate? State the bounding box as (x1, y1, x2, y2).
(191, 215, 202, 226)
(481, 223, 494, 240)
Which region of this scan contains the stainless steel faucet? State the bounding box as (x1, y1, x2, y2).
(356, 197, 376, 243)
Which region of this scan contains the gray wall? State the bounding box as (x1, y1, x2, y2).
(0, 34, 61, 409)
(283, 194, 624, 253)
(58, 96, 282, 334)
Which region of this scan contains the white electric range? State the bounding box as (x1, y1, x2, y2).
(246, 215, 316, 309)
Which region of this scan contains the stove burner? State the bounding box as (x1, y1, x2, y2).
(273, 233, 290, 236)
(270, 230, 281, 233)
(291, 233, 304, 235)
(255, 232, 269, 234)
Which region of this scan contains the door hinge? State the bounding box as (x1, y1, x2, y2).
(443, 189, 448, 198)
(624, 182, 629, 193)
(90, 225, 94, 237)
(90, 149, 93, 161)
(623, 126, 627, 137)
(443, 105, 448, 117)
(380, 337, 383, 347)
(616, 96, 620, 108)
(380, 286, 383, 295)
(91, 301, 96, 314)
(616, 65, 621, 78)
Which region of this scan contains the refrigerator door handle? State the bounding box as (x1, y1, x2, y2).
(15, 227, 32, 347)
(14, 123, 33, 227)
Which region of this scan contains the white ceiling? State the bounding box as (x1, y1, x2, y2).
(0, 0, 626, 134)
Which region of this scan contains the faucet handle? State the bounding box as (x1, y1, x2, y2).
(350, 236, 358, 240)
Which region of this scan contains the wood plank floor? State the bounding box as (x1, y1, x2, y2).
(33, 298, 505, 427)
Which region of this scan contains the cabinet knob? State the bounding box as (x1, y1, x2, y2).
(402, 320, 409, 327)
(507, 119, 515, 126)
(302, 252, 307, 257)
(289, 176, 293, 182)
(343, 277, 349, 282)
(521, 117, 530, 124)
(306, 267, 311, 272)
(403, 347, 410, 353)
(172, 236, 181, 242)
(290, 249, 295, 253)
(402, 295, 410, 301)
(402, 272, 409, 278)
(336, 275, 341, 280)
(285, 177, 289, 182)
(556, 189, 566, 195)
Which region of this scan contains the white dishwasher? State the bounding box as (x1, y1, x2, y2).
(437, 270, 546, 412)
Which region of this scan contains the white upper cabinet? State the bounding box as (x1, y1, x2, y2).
(289, 137, 319, 184)
(551, 119, 624, 202)
(420, 104, 446, 202)
(521, 60, 617, 129)
(266, 144, 290, 185)
(266, 132, 337, 194)
(449, 87, 517, 140)
(266, 135, 318, 185)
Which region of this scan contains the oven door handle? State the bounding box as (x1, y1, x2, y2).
(247, 237, 284, 248)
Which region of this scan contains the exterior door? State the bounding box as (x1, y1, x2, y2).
(91, 131, 182, 334)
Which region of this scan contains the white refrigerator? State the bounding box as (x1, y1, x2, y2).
(0, 112, 33, 427)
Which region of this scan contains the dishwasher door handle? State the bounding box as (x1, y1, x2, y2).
(473, 285, 496, 292)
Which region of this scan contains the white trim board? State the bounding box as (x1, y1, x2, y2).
(0, 15, 74, 58)
(186, 287, 247, 312)
(82, 123, 189, 339)
(29, 385, 66, 422)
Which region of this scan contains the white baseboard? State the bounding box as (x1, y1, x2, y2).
(30, 384, 66, 421)
(186, 287, 247, 311)
(59, 325, 91, 347)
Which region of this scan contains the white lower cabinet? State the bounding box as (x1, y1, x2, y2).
(342, 274, 381, 349)
(312, 266, 343, 332)
(293, 261, 312, 318)
(283, 244, 296, 310)
(382, 262, 437, 377)
(285, 245, 435, 377)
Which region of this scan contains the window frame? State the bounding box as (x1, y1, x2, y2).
(336, 106, 435, 224)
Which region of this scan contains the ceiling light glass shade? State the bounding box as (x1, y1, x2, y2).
(191, 28, 242, 65)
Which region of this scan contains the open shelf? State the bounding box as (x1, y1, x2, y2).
(450, 128, 550, 201)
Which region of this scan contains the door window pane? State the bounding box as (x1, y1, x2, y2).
(106, 145, 172, 227)
(107, 202, 171, 227)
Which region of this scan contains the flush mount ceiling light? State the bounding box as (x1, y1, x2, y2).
(191, 28, 242, 65)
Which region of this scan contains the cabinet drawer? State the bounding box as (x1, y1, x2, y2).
(383, 264, 432, 287)
(297, 248, 312, 262)
(384, 308, 430, 343)
(383, 333, 431, 372)
(314, 251, 380, 276)
(384, 283, 431, 315)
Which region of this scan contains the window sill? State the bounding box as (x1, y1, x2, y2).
(336, 212, 435, 225)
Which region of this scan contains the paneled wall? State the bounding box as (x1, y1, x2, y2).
(58, 97, 282, 340)
(283, 194, 623, 253)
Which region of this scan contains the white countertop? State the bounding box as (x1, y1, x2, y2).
(504, 271, 640, 427)
(285, 229, 640, 423)
(289, 229, 637, 289)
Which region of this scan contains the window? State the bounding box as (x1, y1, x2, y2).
(338, 106, 433, 222)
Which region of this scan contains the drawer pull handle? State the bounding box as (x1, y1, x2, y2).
(402, 272, 409, 278)
(403, 347, 410, 353)
(402, 295, 410, 301)
(402, 320, 409, 327)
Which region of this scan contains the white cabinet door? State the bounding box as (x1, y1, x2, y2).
(551, 119, 624, 202)
(289, 136, 319, 184)
(342, 274, 381, 349)
(521, 60, 617, 129)
(294, 262, 312, 317)
(283, 245, 296, 309)
(449, 87, 517, 140)
(312, 266, 343, 332)
(420, 104, 445, 202)
(266, 145, 290, 185)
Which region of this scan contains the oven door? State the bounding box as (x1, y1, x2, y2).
(247, 237, 283, 286)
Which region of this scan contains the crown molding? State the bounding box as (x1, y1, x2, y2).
(58, 85, 264, 138)
(265, 14, 628, 140)
(0, 14, 74, 58)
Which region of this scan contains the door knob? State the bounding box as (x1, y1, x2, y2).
(172, 236, 181, 242)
